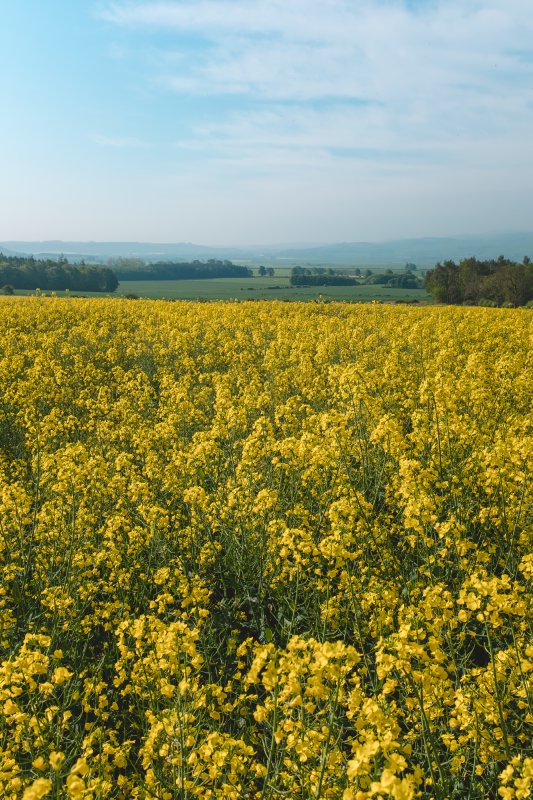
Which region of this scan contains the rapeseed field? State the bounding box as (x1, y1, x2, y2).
(0, 297, 531, 800)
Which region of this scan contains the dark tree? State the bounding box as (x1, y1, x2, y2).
(0, 254, 118, 293)
(112, 260, 252, 281)
(424, 256, 533, 306)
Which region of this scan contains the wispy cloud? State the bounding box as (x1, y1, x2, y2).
(4, 1, 532, 243)
(95, 0, 533, 236)
(98, 1, 533, 122)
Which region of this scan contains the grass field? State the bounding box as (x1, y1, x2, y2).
(115, 277, 431, 302)
(0, 297, 530, 799)
(10, 270, 431, 303)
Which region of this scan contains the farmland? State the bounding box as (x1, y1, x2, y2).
(0, 297, 531, 799)
(116, 277, 430, 302)
(10, 276, 431, 303)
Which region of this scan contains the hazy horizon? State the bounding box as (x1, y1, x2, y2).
(2, 1, 532, 245)
(3, 228, 533, 250)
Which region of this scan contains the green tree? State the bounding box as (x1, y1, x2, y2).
(425, 256, 533, 306)
(424, 261, 463, 303)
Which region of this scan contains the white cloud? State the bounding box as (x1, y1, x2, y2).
(99, 1, 533, 120)
(94, 0, 533, 240)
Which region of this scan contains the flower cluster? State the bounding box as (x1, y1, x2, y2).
(0, 297, 531, 798)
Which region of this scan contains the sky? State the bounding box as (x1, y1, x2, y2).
(1, 0, 532, 246)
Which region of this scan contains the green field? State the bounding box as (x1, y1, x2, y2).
(115, 277, 431, 302)
(11, 275, 431, 302)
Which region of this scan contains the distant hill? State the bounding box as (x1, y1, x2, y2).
(0, 245, 27, 257)
(274, 232, 533, 267)
(2, 232, 532, 268)
(0, 241, 236, 263)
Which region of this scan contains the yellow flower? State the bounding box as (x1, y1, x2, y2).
(52, 666, 72, 685)
(66, 774, 85, 799)
(22, 778, 52, 800)
(49, 751, 65, 770)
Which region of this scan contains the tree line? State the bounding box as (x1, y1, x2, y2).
(365, 270, 422, 289)
(424, 256, 533, 306)
(111, 258, 253, 281)
(0, 254, 118, 293)
(289, 266, 423, 288)
(290, 267, 359, 286)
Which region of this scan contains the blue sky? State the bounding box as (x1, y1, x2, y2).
(1, 0, 532, 245)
